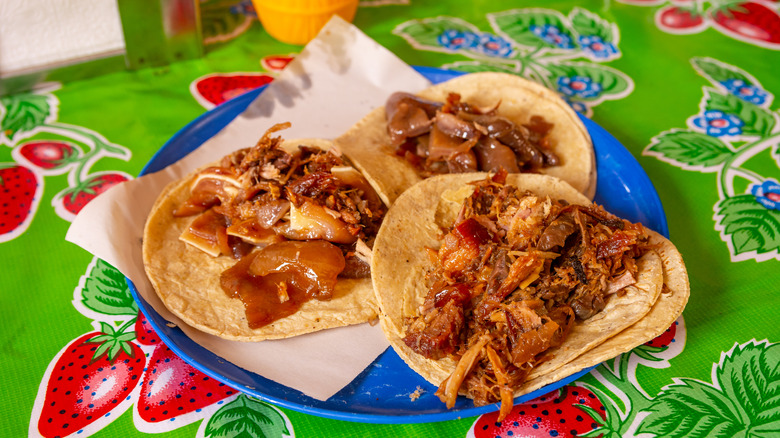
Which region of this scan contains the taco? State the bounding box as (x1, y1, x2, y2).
(371, 171, 688, 419)
(335, 72, 596, 206)
(143, 123, 387, 341)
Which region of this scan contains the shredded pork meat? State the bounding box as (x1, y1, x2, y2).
(402, 170, 649, 419)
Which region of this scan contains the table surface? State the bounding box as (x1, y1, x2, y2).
(3, 1, 779, 437)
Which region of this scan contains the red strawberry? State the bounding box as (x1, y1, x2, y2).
(134, 310, 161, 346)
(644, 320, 678, 349)
(0, 163, 41, 242)
(191, 74, 274, 108)
(709, 2, 780, 48)
(36, 322, 145, 438)
(17, 140, 80, 172)
(656, 5, 708, 33)
(56, 172, 129, 218)
(261, 54, 295, 72)
(136, 344, 237, 422)
(470, 385, 607, 438)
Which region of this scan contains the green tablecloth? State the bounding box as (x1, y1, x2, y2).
(3, 1, 779, 437)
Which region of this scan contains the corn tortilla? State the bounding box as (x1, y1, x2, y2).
(371, 173, 688, 400)
(142, 139, 379, 341)
(335, 72, 597, 207)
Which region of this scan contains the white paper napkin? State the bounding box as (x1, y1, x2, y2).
(66, 16, 432, 401)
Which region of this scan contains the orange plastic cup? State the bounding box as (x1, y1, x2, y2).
(252, 0, 359, 45)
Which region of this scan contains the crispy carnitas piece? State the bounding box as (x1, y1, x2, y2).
(402, 170, 649, 419)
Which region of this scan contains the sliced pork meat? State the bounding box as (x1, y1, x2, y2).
(387, 92, 560, 176)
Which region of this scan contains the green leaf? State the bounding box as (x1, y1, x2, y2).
(577, 383, 623, 438)
(0, 93, 51, 141)
(489, 9, 574, 50)
(639, 342, 780, 437)
(570, 7, 614, 42)
(99, 321, 116, 335)
(645, 130, 733, 170)
(705, 92, 776, 137)
(716, 194, 780, 255)
(548, 62, 631, 97)
(692, 57, 753, 87)
(86, 320, 138, 362)
(630, 345, 667, 362)
(108, 342, 122, 360)
(205, 394, 290, 438)
(719, 342, 780, 434)
(394, 17, 481, 53)
(116, 332, 136, 342)
(93, 341, 113, 361)
(86, 334, 113, 344)
(638, 379, 744, 437)
(81, 259, 138, 316)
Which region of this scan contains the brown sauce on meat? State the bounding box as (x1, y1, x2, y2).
(221, 253, 307, 328)
(220, 241, 345, 328)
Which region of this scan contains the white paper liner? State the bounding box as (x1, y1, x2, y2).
(66, 16, 432, 401)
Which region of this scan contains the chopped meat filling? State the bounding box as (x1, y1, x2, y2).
(402, 170, 649, 419)
(175, 123, 386, 328)
(385, 92, 560, 176)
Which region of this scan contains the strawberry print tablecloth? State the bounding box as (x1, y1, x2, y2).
(2, 1, 779, 437)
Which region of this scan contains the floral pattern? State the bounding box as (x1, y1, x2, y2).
(692, 109, 744, 137)
(645, 57, 780, 262)
(578, 35, 618, 58)
(557, 75, 602, 99)
(720, 78, 769, 105)
(394, 8, 633, 117)
(751, 179, 780, 210)
(475, 33, 514, 57)
(438, 29, 479, 50)
(529, 24, 575, 49)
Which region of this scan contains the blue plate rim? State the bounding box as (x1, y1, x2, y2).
(130, 66, 668, 424)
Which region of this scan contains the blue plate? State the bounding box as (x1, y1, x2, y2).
(131, 66, 668, 424)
